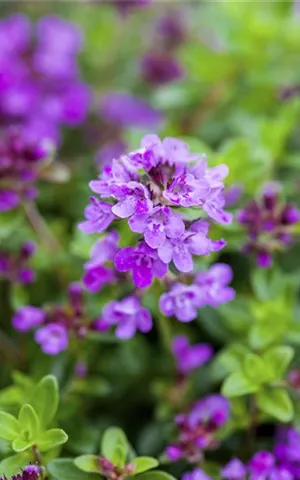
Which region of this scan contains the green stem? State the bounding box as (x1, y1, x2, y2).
(156, 314, 172, 352)
(24, 202, 60, 253)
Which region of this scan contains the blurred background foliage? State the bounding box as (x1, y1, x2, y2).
(1, 0, 300, 476)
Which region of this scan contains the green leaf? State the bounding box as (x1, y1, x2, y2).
(37, 428, 68, 452)
(0, 386, 23, 407)
(137, 471, 177, 480)
(243, 354, 271, 384)
(74, 455, 100, 473)
(18, 405, 39, 441)
(263, 346, 294, 380)
(258, 387, 294, 422)
(112, 444, 127, 468)
(131, 457, 159, 475)
(12, 437, 34, 453)
(0, 452, 32, 477)
(30, 375, 59, 428)
(0, 411, 20, 441)
(47, 458, 100, 480)
(222, 372, 258, 398)
(101, 427, 128, 463)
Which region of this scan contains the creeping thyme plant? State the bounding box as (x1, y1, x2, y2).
(2, 2, 300, 480)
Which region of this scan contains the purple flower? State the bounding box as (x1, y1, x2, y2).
(0, 190, 20, 211)
(129, 206, 185, 249)
(83, 265, 116, 293)
(115, 242, 167, 288)
(0, 14, 90, 144)
(90, 157, 138, 198)
(99, 92, 163, 129)
(102, 296, 152, 339)
(195, 263, 235, 307)
(88, 231, 120, 264)
(182, 469, 212, 480)
(129, 135, 197, 174)
(166, 395, 230, 463)
(12, 306, 45, 332)
(111, 182, 153, 218)
(190, 395, 230, 429)
(238, 185, 300, 267)
(0, 242, 36, 285)
(158, 221, 225, 273)
(221, 458, 246, 480)
(163, 173, 208, 208)
(171, 335, 213, 374)
(248, 452, 275, 479)
(224, 184, 243, 207)
(160, 283, 205, 322)
(140, 52, 184, 85)
(35, 323, 69, 355)
(155, 12, 187, 50)
(78, 197, 115, 234)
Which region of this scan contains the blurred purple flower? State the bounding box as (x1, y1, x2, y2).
(13, 306, 45, 332)
(140, 52, 184, 85)
(171, 335, 213, 374)
(99, 92, 163, 129)
(96, 140, 128, 168)
(0, 14, 90, 144)
(0, 242, 36, 285)
(160, 284, 205, 322)
(195, 263, 235, 307)
(238, 185, 300, 268)
(35, 323, 69, 355)
(102, 296, 152, 339)
(182, 469, 212, 480)
(166, 394, 230, 463)
(221, 458, 246, 480)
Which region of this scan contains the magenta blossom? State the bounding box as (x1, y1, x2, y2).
(129, 206, 185, 249)
(101, 296, 152, 339)
(35, 323, 69, 355)
(172, 335, 213, 374)
(78, 197, 115, 234)
(115, 241, 167, 288)
(160, 284, 205, 322)
(111, 182, 153, 219)
(221, 458, 247, 480)
(182, 469, 212, 480)
(195, 263, 235, 307)
(158, 221, 225, 273)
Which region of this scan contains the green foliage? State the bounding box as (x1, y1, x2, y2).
(48, 458, 100, 480)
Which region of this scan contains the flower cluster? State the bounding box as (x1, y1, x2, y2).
(140, 12, 185, 85)
(171, 335, 213, 377)
(0, 127, 52, 211)
(12, 282, 99, 355)
(0, 14, 90, 144)
(98, 456, 135, 480)
(166, 395, 230, 463)
(238, 184, 300, 268)
(0, 241, 35, 285)
(80, 135, 231, 286)
(160, 263, 235, 322)
(0, 465, 40, 480)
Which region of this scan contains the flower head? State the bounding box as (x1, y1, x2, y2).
(78, 197, 115, 234)
(12, 306, 45, 332)
(160, 284, 205, 322)
(195, 263, 235, 307)
(238, 184, 300, 268)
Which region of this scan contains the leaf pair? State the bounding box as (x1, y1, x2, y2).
(75, 427, 159, 477)
(0, 375, 68, 477)
(222, 346, 294, 421)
